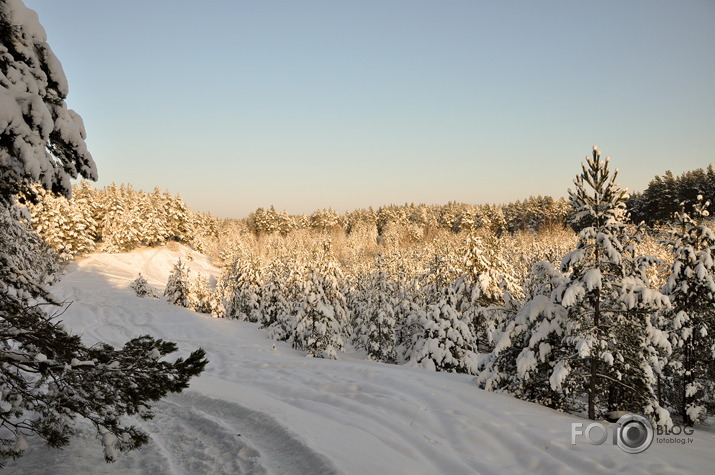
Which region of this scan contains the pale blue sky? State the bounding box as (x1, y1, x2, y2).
(24, 0, 715, 218)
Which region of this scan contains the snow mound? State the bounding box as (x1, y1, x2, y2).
(73, 243, 219, 291)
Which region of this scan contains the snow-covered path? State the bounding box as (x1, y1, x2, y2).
(5, 246, 714, 474)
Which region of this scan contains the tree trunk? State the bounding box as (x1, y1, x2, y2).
(683, 343, 693, 425)
(589, 303, 598, 420)
(589, 246, 601, 420)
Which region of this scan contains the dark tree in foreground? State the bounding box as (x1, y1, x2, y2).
(0, 0, 207, 465)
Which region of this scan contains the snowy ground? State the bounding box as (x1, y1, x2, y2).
(5, 245, 714, 474)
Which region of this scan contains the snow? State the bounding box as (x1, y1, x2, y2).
(549, 360, 569, 392)
(516, 348, 536, 378)
(5, 244, 715, 474)
(561, 283, 584, 307)
(583, 268, 601, 291)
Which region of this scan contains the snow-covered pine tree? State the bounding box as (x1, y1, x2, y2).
(23, 184, 96, 260)
(72, 180, 103, 242)
(130, 273, 158, 298)
(404, 285, 479, 374)
(348, 269, 370, 351)
(247, 206, 280, 236)
(164, 259, 191, 308)
(403, 253, 479, 374)
(138, 188, 171, 247)
(0, 1, 206, 465)
(292, 242, 346, 359)
(189, 210, 219, 252)
(661, 197, 715, 425)
(454, 232, 518, 354)
(187, 274, 220, 315)
(259, 261, 292, 328)
(222, 254, 263, 322)
(394, 283, 424, 364)
(163, 193, 192, 243)
(386, 250, 426, 363)
(100, 184, 144, 252)
(266, 256, 304, 342)
(357, 255, 398, 363)
(478, 261, 570, 410)
(309, 208, 340, 233)
(556, 146, 670, 420)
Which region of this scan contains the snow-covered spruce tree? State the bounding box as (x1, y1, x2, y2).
(662, 197, 715, 425)
(292, 242, 346, 359)
(130, 273, 158, 298)
(555, 146, 670, 420)
(0, 1, 206, 465)
(164, 258, 191, 308)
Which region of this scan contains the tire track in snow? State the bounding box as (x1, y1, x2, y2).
(151, 391, 339, 475)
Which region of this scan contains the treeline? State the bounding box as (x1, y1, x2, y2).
(22, 182, 219, 259)
(628, 165, 715, 224)
(246, 196, 571, 239)
(245, 164, 715, 238)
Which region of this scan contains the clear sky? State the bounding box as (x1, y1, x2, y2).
(23, 0, 715, 218)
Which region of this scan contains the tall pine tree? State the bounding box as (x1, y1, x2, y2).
(555, 146, 669, 420)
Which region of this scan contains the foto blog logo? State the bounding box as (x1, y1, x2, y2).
(571, 414, 654, 454)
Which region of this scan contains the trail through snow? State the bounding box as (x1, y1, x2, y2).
(5, 245, 714, 474)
